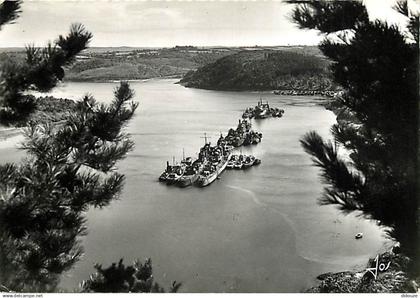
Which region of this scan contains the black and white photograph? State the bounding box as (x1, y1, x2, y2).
(0, 0, 419, 295)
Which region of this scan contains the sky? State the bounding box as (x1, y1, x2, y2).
(0, 0, 417, 48)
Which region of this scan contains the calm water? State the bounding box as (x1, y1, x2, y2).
(1, 79, 390, 292)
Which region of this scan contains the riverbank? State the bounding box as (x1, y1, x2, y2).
(66, 74, 183, 83)
(307, 96, 418, 294)
(0, 127, 24, 150)
(306, 250, 419, 293)
(0, 126, 23, 140)
(273, 89, 338, 97)
(0, 95, 76, 143)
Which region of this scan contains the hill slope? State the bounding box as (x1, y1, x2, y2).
(0, 47, 238, 82)
(65, 47, 238, 81)
(0, 46, 332, 86)
(179, 49, 335, 91)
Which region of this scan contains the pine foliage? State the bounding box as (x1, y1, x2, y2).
(0, 22, 92, 125)
(0, 82, 138, 291)
(0, 0, 21, 29)
(290, 0, 419, 260)
(81, 258, 181, 293)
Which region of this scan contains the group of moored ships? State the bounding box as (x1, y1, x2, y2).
(159, 99, 284, 187)
(242, 99, 284, 119)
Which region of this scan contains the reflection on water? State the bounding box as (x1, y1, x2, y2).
(3, 79, 390, 292)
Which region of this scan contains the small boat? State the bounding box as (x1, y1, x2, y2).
(160, 153, 189, 185)
(272, 108, 284, 117)
(166, 166, 185, 185)
(253, 158, 261, 165)
(226, 160, 235, 169)
(251, 132, 262, 144)
(158, 161, 173, 182)
(242, 112, 252, 119)
(243, 134, 252, 146)
(249, 99, 284, 119)
(355, 232, 363, 239)
(159, 172, 169, 182)
(242, 156, 255, 169)
(167, 165, 186, 185)
(234, 160, 243, 170)
(255, 100, 270, 119)
(166, 173, 180, 185)
(242, 107, 254, 117)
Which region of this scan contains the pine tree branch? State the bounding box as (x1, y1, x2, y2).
(300, 131, 365, 213)
(0, 0, 21, 29)
(288, 1, 369, 34)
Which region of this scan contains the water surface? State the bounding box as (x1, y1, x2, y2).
(1, 79, 390, 292)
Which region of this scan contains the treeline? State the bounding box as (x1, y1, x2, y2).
(179, 50, 336, 91)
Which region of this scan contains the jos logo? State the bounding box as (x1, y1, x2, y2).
(365, 254, 391, 279)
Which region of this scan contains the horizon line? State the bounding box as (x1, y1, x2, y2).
(0, 44, 319, 49)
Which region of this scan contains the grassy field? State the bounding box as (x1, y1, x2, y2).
(0, 45, 323, 83)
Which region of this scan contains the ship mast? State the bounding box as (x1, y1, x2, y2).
(201, 132, 211, 145)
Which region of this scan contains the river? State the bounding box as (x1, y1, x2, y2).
(0, 79, 390, 292)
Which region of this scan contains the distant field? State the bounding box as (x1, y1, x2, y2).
(0, 45, 323, 83)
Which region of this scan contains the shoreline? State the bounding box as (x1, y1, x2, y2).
(302, 97, 419, 293)
(0, 133, 24, 149)
(0, 127, 23, 139)
(273, 89, 338, 97)
(305, 250, 418, 293)
(0, 127, 24, 144)
(64, 74, 183, 84)
(178, 81, 338, 96)
(0, 126, 25, 149)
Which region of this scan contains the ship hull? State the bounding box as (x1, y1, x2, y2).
(166, 178, 180, 185)
(242, 163, 253, 169)
(177, 174, 199, 188)
(196, 171, 218, 187)
(166, 172, 185, 185)
(196, 153, 231, 187)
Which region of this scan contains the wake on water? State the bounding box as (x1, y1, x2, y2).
(224, 184, 344, 265)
